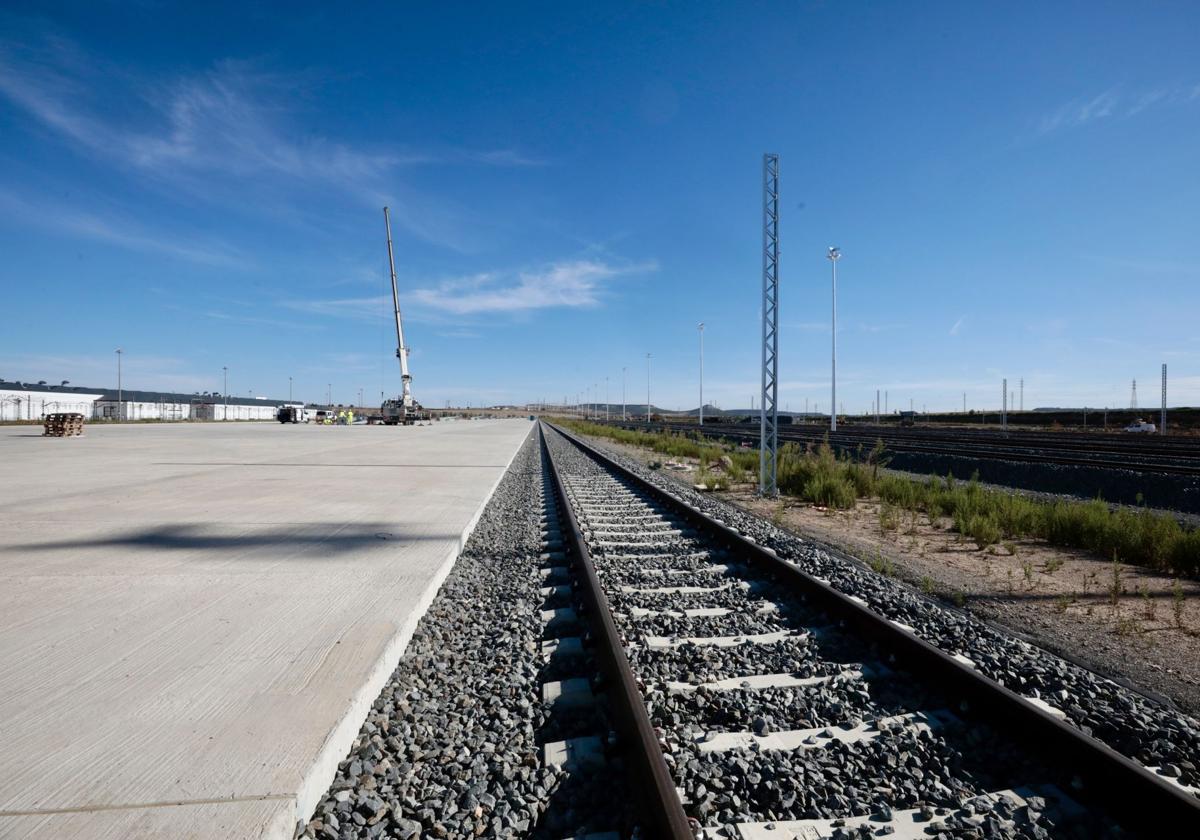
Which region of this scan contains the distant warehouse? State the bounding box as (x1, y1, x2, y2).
(0, 379, 297, 422)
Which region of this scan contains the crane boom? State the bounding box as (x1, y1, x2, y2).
(383, 206, 413, 408)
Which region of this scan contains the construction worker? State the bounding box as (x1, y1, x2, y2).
(347, 409, 355, 425)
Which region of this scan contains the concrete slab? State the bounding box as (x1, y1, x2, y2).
(0, 420, 532, 839)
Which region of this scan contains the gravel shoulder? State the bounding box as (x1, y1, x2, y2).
(578, 432, 1200, 718)
(300, 434, 634, 840)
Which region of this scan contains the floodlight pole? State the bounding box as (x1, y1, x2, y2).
(222, 366, 228, 421)
(115, 348, 123, 421)
(827, 247, 841, 432)
(698, 322, 705, 426)
(646, 353, 652, 422)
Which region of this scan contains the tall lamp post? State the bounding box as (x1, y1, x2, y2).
(289, 376, 293, 403)
(622, 367, 627, 421)
(115, 348, 123, 421)
(827, 247, 841, 431)
(698, 322, 705, 426)
(645, 353, 652, 422)
(222, 366, 227, 421)
(605, 376, 609, 421)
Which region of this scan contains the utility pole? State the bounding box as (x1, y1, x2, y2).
(621, 367, 626, 421)
(885, 390, 888, 415)
(963, 392, 966, 413)
(1019, 378, 1024, 412)
(327, 383, 331, 406)
(115, 348, 123, 421)
(698, 322, 705, 426)
(223, 365, 227, 421)
(646, 353, 652, 422)
(1002, 378, 1008, 431)
(605, 376, 609, 422)
(876, 389, 880, 424)
(759, 152, 780, 496)
(827, 247, 841, 432)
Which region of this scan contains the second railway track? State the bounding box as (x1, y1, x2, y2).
(538, 421, 1200, 838)
(616, 420, 1200, 477)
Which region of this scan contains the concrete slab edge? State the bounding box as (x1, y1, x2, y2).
(287, 425, 535, 838)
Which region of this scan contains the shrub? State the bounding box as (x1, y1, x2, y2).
(804, 473, 857, 509)
(554, 417, 1200, 577)
(964, 513, 1002, 548)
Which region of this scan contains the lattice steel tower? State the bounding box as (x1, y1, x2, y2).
(1161, 364, 1167, 435)
(1130, 379, 1138, 410)
(759, 153, 780, 496)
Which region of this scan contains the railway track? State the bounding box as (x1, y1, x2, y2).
(610, 420, 1200, 477)
(538, 421, 1200, 838)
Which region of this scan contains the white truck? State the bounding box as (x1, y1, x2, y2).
(276, 406, 310, 424)
(1123, 418, 1157, 433)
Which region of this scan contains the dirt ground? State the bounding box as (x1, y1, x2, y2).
(583, 433, 1200, 717)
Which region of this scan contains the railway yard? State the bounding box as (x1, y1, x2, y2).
(611, 420, 1200, 514)
(3, 418, 1199, 839)
(6, 3, 1198, 838)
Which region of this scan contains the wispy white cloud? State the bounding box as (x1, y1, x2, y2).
(0, 187, 247, 267)
(282, 295, 390, 322)
(282, 258, 656, 323)
(437, 329, 482, 339)
(949, 316, 965, 336)
(1039, 89, 1119, 134)
(410, 259, 657, 316)
(0, 35, 544, 247)
(1037, 83, 1200, 135)
(201, 310, 320, 330)
(464, 149, 548, 167)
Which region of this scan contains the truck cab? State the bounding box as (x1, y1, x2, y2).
(381, 398, 428, 425)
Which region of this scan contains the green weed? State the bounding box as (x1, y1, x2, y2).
(557, 418, 1200, 576)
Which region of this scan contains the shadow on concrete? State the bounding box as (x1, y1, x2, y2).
(153, 462, 507, 468)
(13, 523, 455, 556)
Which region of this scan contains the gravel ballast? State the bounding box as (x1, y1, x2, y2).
(545, 424, 1194, 836)
(298, 431, 635, 840)
(561, 426, 1200, 797)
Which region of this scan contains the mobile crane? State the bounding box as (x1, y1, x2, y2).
(380, 206, 428, 425)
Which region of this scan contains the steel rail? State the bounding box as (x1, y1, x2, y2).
(546, 421, 1200, 834)
(537, 424, 695, 839)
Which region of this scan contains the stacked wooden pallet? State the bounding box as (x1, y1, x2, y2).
(43, 413, 84, 437)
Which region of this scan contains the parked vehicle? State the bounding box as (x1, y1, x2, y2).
(1123, 418, 1157, 433)
(277, 406, 309, 424)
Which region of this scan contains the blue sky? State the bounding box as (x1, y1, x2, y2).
(1, 1, 1198, 411)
